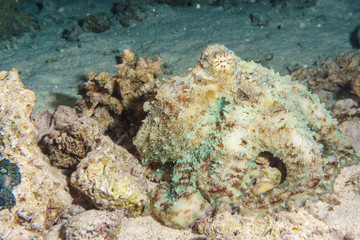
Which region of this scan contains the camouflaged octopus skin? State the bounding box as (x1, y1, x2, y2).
(134, 45, 360, 229)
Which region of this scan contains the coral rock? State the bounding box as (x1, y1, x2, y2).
(351, 72, 360, 97)
(115, 49, 163, 109)
(0, 69, 72, 238)
(338, 119, 360, 156)
(331, 98, 360, 123)
(71, 135, 148, 216)
(76, 49, 163, 153)
(77, 49, 163, 118)
(291, 52, 360, 108)
(34, 106, 102, 168)
(64, 210, 123, 240)
(134, 45, 360, 228)
(331, 98, 360, 155)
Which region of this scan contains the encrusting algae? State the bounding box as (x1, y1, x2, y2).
(134, 44, 360, 229)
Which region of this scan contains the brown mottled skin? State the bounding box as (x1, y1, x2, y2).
(134, 45, 360, 229)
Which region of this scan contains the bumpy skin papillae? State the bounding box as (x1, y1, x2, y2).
(134, 45, 359, 229)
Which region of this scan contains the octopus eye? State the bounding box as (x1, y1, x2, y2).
(212, 50, 237, 76)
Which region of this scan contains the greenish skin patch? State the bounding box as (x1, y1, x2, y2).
(0, 158, 21, 210)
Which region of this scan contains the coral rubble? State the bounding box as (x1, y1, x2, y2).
(78, 12, 111, 33)
(32, 49, 160, 221)
(35, 49, 164, 168)
(331, 98, 360, 124)
(290, 52, 360, 108)
(34, 106, 102, 168)
(77, 49, 163, 118)
(134, 45, 360, 228)
(333, 99, 360, 156)
(76, 49, 163, 153)
(351, 71, 360, 98)
(290, 52, 360, 157)
(64, 209, 123, 240)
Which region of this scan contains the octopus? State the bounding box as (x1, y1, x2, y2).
(133, 45, 360, 229)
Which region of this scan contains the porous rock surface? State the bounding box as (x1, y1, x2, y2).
(70, 135, 148, 216)
(34, 105, 102, 168)
(0, 69, 72, 239)
(64, 209, 123, 240)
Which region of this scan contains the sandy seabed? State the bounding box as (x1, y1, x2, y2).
(1, 0, 359, 114)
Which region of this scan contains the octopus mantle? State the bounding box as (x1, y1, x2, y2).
(134, 45, 360, 229)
